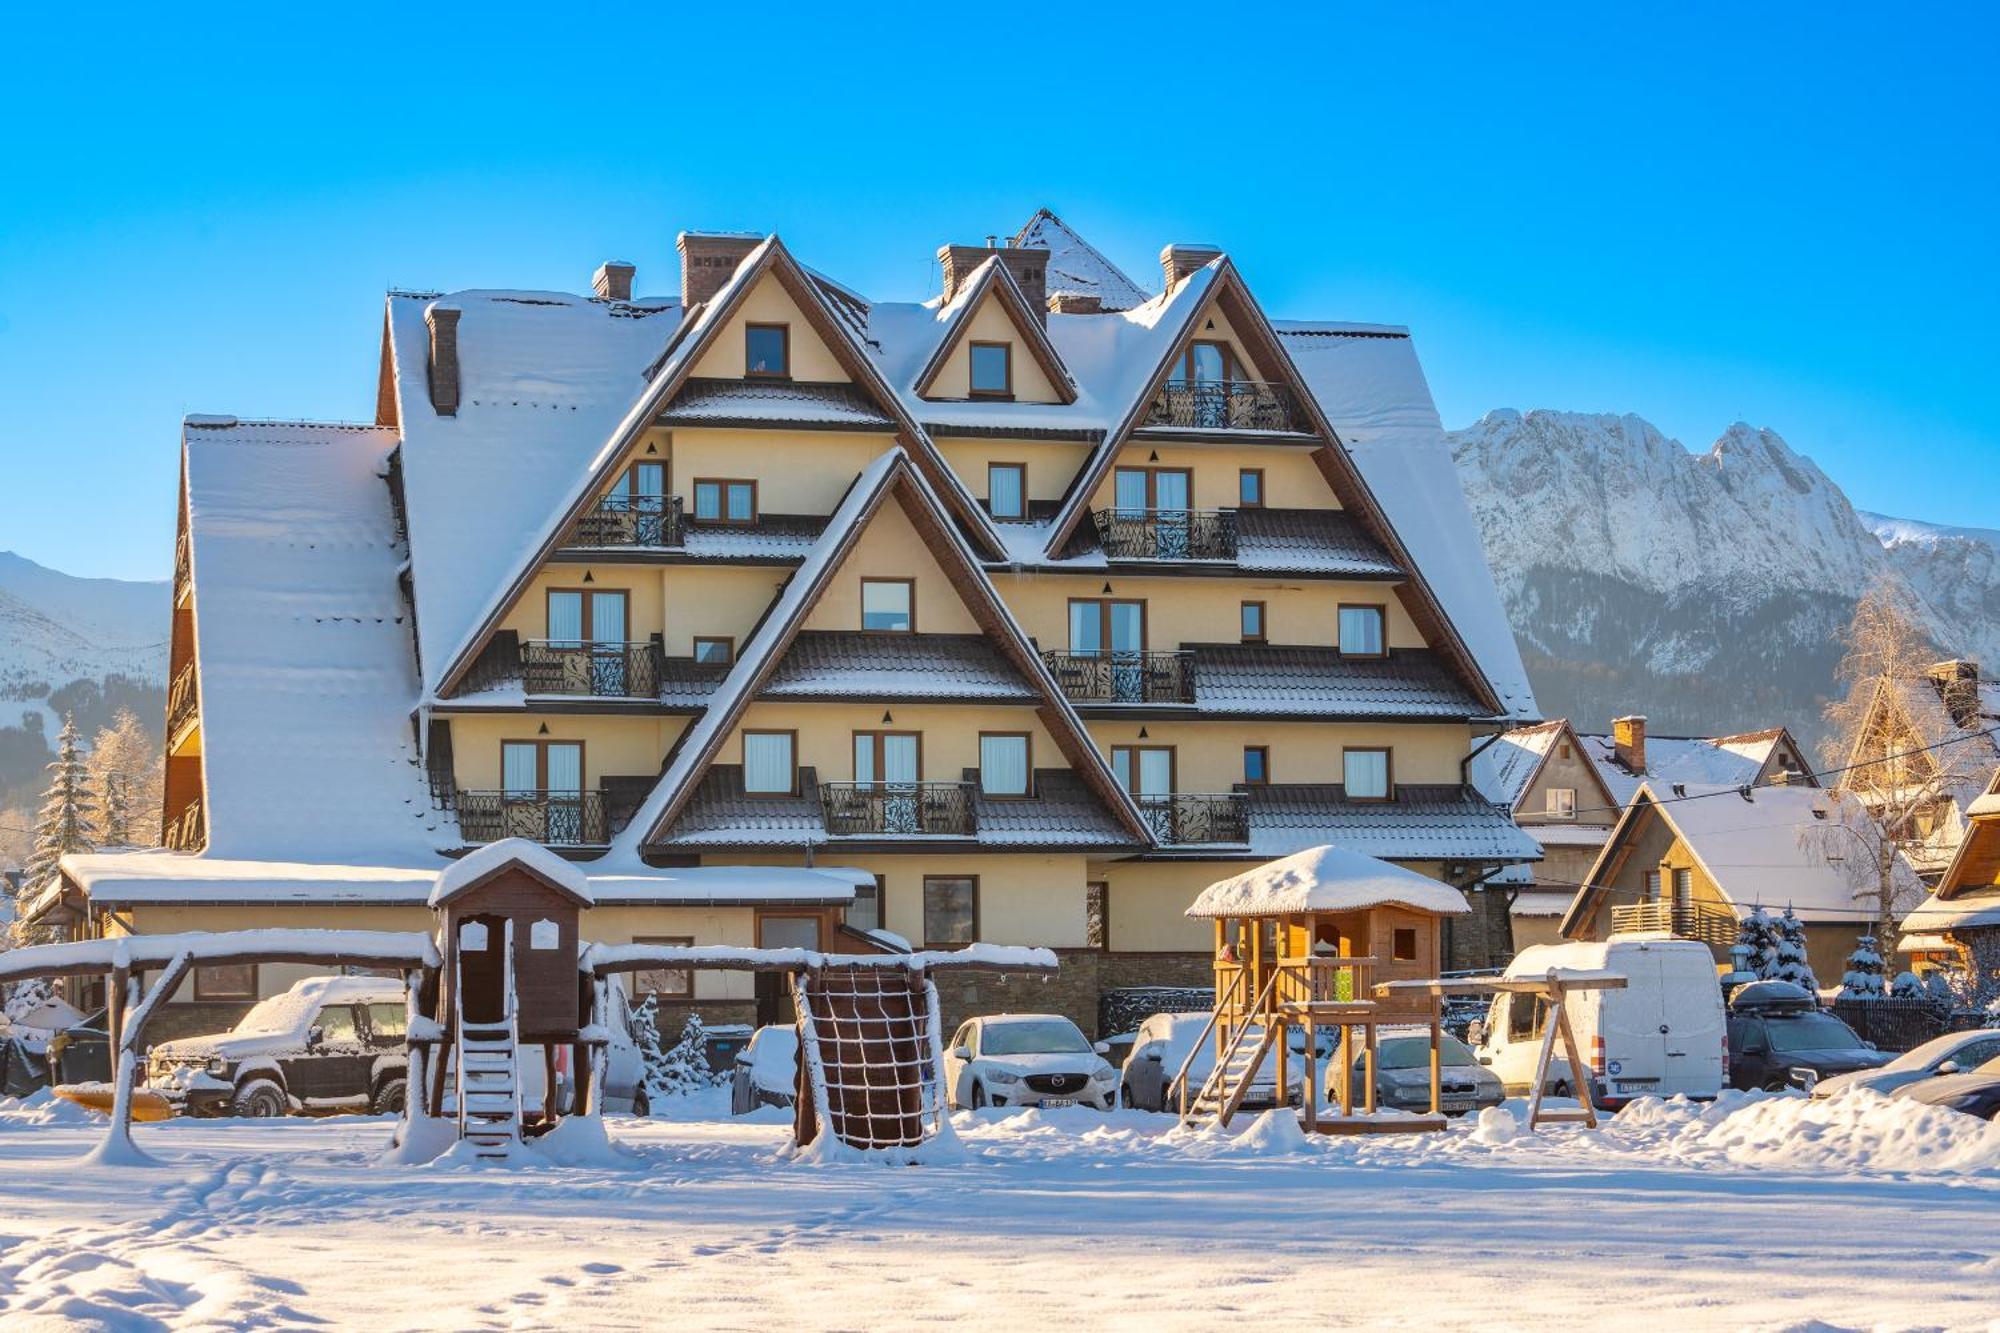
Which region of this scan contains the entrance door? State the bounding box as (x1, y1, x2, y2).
(1175, 341, 1239, 427)
(854, 731, 922, 833)
(755, 915, 824, 1027)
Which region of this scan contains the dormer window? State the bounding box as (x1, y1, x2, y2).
(1338, 604, 1386, 658)
(745, 323, 789, 378)
(988, 462, 1026, 520)
(969, 341, 1012, 398)
(692, 479, 756, 526)
(861, 578, 914, 632)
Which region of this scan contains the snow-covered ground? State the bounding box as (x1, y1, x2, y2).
(1, 1088, 1996, 1329)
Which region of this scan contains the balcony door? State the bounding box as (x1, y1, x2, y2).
(1173, 341, 1241, 428)
(501, 740, 585, 842)
(1071, 599, 1147, 701)
(1110, 745, 1175, 798)
(854, 731, 922, 833)
(1113, 467, 1191, 512)
(548, 588, 630, 694)
(607, 461, 669, 543)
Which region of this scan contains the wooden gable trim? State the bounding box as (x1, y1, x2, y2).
(433, 856, 594, 908)
(910, 258, 1078, 405)
(1511, 719, 1617, 817)
(375, 305, 401, 431)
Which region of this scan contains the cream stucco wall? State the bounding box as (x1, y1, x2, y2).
(924, 294, 1064, 403)
(1078, 719, 1472, 791)
(724, 851, 1091, 948)
(993, 570, 1425, 654)
(666, 429, 900, 516)
(449, 714, 686, 790)
(935, 438, 1094, 509)
(800, 499, 981, 635)
(728, 702, 1058, 783)
(498, 564, 667, 643)
(690, 274, 849, 382)
(1087, 443, 1336, 513)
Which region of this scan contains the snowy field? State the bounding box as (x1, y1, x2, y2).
(1, 1090, 1997, 1331)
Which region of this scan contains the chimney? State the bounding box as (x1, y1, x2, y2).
(1928, 659, 1982, 727)
(1160, 243, 1223, 289)
(677, 232, 763, 309)
(592, 260, 635, 302)
(1611, 715, 1648, 775)
(425, 302, 461, 417)
(938, 242, 1048, 325)
(1048, 292, 1103, 316)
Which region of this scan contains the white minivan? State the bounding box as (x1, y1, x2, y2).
(1471, 939, 1727, 1107)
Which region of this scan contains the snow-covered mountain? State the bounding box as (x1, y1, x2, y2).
(1447, 409, 2000, 751)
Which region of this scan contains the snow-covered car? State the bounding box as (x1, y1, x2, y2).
(1811, 1029, 2000, 1100)
(945, 1014, 1117, 1110)
(146, 977, 409, 1117)
(1118, 1011, 1305, 1112)
(1340, 1027, 1503, 1116)
(731, 1024, 799, 1115)
(1891, 1054, 2000, 1120)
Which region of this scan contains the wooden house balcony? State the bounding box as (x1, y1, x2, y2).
(1143, 380, 1302, 433)
(819, 781, 975, 837)
(1091, 508, 1238, 561)
(1608, 900, 1738, 952)
(166, 660, 200, 754)
(566, 494, 685, 549)
(173, 530, 192, 607)
(1040, 650, 1194, 705)
(163, 798, 205, 851)
(1137, 792, 1249, 845)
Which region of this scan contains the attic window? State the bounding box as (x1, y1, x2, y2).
(1546, 787, 1577, 820)
(1338, 604, 1386, 658)
(861, 578, 914, 633)
(988, 462, 1026, 520)
(745, 323, 789, 378)
(969, 341, 1012, 398)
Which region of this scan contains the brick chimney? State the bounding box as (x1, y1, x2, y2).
(1160, 243, 1223, 289)
(938, 242, 1048, 324)
(1611, 715, 1648, 774)
(1927, 659, 1982, 727)
(425, 302, 461, 417)
(677, 232, 763, 309)
(592, 260, 635, 302)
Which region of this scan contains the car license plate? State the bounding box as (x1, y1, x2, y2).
(1442, 1099, 1474, 1113)
(1041, 1098, 1076, 1108)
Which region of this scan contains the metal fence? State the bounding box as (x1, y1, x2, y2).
(1829, 997, 1991, 1052)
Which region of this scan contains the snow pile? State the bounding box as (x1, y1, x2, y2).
(1186, 844, 1470, 919)
(0, 1087, 100, 1128)
(1652, 1090, 2000, 1175)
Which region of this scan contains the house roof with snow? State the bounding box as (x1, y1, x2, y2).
(1905, 766, 2000, 936)
(1013, 209, 1153, 312)
(1578, 726, 1817, 807)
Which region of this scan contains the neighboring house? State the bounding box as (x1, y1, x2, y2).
(40, 213, 1542, 1036)
(1470, 719, 1621, 954)
(1837, 660, 2000, 882)
(1903, 767, 2000, 1002)
(1578, 714, 1818, 807)
(1561, 782, 1919, 984)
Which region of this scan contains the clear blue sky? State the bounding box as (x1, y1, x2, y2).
(2, 3, 1994, 580)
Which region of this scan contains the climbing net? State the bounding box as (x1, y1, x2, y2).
(794, 964, 944, 1150)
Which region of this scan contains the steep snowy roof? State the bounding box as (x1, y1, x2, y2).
(1277, 325, 1538, 723)
(1243, 784, 1542, 864)
(1579, 731, 1786, 806)
(1468, 721, 1568, 808)
(180, 418, 442, 862)
(1013, 209, 1153, 311)
(1186, 844, 1471, 919)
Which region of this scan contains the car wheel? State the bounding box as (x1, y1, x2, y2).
(233, 1077, 288, 1118)
(971, 1082, 990, 1109)
(633, 1086, 651, 1118)
(1119, 1083, 1134, 1109)
(370, 1077, 407, 1116)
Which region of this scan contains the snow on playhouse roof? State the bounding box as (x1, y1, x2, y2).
(429, 837, 593, 908)
(1186, 844, 1471, 919)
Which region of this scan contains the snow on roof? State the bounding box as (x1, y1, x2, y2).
(180, 418, 442, 862)
(1578, 732, 1777, 806)
(1277, 325, 1538, 723)
(1468, 721, 1566, 808)
(1510, 889, 1582, 918)
(429, 837, 593, 907)
(1013, 209, 1153, 311)
(386, 288, 684, 698)
(1185, 844, 1471, 919)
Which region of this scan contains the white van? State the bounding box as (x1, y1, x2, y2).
(1471, 939, 1726, 1107)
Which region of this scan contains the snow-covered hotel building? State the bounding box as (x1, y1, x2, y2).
(54, 213, 1540, 1035)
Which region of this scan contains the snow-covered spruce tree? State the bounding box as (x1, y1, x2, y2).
(630, 994, 670, 1094)
(1772, 906, 1820, 996)
(17, 715, 97, 942)
(1838, 934, 1888, 999)
(1736, 907, 1781, 980)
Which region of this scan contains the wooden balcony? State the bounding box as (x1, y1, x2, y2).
(520, 641, 663, 699)
(166, 660, 199, 747)
(820, 782, 975, 837)
(567, 494, 684, 549)
(1609, 900, 1737, 950)
(1041, 650, 1193, 705)
(173, 530, 192, 606)
(1136, 793, 1249, 845)
(163, 798, 206, 851)
(1092, 508, 1237, 561)
(1144, 380, 1301, 433)
(455, 789, 609, 846)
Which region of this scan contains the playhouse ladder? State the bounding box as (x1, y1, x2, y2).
(455, 921, 522, 1158)
(1183, 967, 1284, 1131)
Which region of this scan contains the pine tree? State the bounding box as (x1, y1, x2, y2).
(630, 994, 672, 1098)
(1737, 907, 1781, 980)
(1838, 934, 1888, 999)
(18, 716, 97, 940)
(1772, 906, 1820, 996)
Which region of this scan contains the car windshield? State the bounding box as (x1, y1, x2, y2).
(981, 1020, 1089, 1056)
(232, 992, 318, 1036)
(1764, 1013, 1862, 1053)
(1374, 1035, 1477, 1070)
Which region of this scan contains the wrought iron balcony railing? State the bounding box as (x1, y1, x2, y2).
(569, 494, 684, 548)
(521, 640, 663, 698)
(167, 660, 199, 740)
(1136, 793, 1249, 845)
(820, 782, 975, 837)
(455, 789, 608, 846)
(1091, 508, 1237, 561)
(164, 798, 206, 851)
(1608, 900, 1737, 950)
(1041, 650, 1194, 704)
(1145, 380, 1300, 432)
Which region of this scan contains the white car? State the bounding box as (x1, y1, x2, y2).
(1811, 1028, 2000, 1100)
(944, 1014, 1117, 1110)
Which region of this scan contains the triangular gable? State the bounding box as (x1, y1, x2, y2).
(614, 447, 1154, 852)
(432, 237, 1005, 699)
(910, 257, 1077, 405)
(1486, 719, 1618, 816)
(1013, 209, 1152, 311)
(1042, 256, 1507, 719)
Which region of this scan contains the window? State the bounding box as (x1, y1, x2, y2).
(924, 876, 978, 946)
(745, 323, 789, 377)
(692, 636, 734, 665)
(1644, 869, 1662, 902)
(529, 919, 560, 950)
(194, 963, 256, 1001)
(692, 479, 757, 525)
(860, 578, 914, 632)
(546, 587, 628, 644)
(502, 739, 584, 795)
(313, 1005, 359, 1043)
(1171, 339, 1245, 385)
(1672, 867, 1693, 910)
(367, 1004, 407, 1040)
(846, 883, 881, 934)
(969, 341, 1012, 397)
(1112, 466, 1191, 512)
(1238, 468, 1264, 508)
(1546, 787, 1577, 819)
(1343, 747, 1391, 800)
(1506, 994, 1547, 1041)
(979, 733, 1031, 797)
(742, 731, 797, 795)
(607, 460, 667, 507)
(633, 936, 694, 997)
(1086, 881, 1108, 951)
(1393, 928, 1418, 962)
(1110, 745, 1175, 797)
(1243, 746, 1270, 785)
(1240, 601, 1265, 643)
(988, 462, 1027, 520)
(852, 731, 920, 785)
(1338, 604, 1386, 657)
(1068, 598, 1145, 654)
